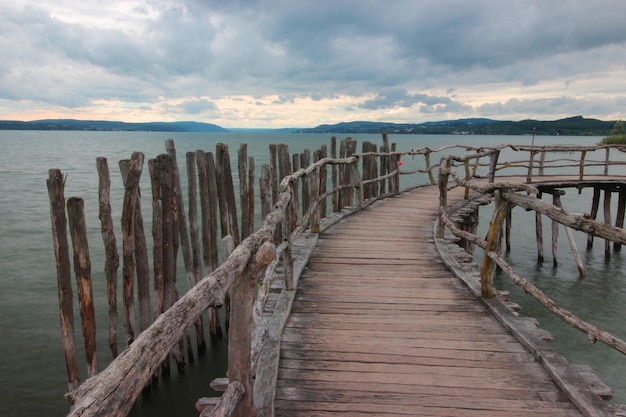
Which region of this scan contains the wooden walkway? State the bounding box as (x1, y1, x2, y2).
(273, 185, 588, 417)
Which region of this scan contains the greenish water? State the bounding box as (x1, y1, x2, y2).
(0, 130, 623, 416)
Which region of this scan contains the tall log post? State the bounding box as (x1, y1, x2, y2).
(120, 152, 145, 346)
(96, 158, 119, 359)
(319, 145, 328, 217)
(217, 143, 240, 247)
(48, 169, 80, 391)
(269, 144, 280, 244)
(238, 144, 250, 242)
(119, 160, 152, 337)
(260, 165, 272, 219)
(300, 149, 311, 218)
(166, 140, 199, 356)
(228, 242, 275, 417)
(480, 190, 511, 298)
(157, 153, 186, 371)
(604, 148, 610, 176)
(67, 197, 98, 377)
(351, 158, 364, 209)
(186, 152, 206, 352)
(248, 156, 255, 238)
(310, 165, 321, 233)
(291, 154, 300, 225)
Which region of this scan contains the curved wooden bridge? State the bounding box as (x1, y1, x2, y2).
(50, 140, 626, 417)
(270, 184, 599, 417)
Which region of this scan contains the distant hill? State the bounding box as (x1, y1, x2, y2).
(296, 116, 614, 136)
(0, 119, 228, 132)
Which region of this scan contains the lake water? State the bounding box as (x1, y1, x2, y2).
(0, 130, 624, 416)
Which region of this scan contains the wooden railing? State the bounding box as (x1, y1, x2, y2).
(50, 138, 626, 417)
(436, 143, 626, 358)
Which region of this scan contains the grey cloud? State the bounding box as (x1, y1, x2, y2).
(359, 89, 452, 110)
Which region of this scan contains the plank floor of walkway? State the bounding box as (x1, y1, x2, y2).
(274, 185, 585, 417)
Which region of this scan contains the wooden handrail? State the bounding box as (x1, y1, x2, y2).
(435, 143, 626, 363)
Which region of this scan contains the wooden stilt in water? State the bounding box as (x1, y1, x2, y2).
(238, 144, 250, 242)
(157, 153, 186, 371)
(186, 152, 206, 353)
(195, 151, 221, 343)
(96, 158, 119, 359)
(48, 169, 80, 391)
(552, 193, 559, 267)
(505, 207, 512, 252)
(535, 192, 544, 263)
(614, 186, 626, 252)
(604, 187, 612, 259)
(120, 152, 144, 347)
(67, 197, 98, 377)
(588, 186, 600, 249)
(119, 160, 152, 338)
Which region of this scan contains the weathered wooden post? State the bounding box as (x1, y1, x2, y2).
(157, 153, 186, 371)
(480, 190, 512, 298)
(318, 145, 328, 218)
(120, 152, 145, 346)
(96, 158, 119, 359)
(535, 192, 544, 263)
(119, 159, 151, 338)
(604, 187, 612, 259)
(260, 165, 272, 219)
(436, 158, 450, 239)
(331, 137, 338, 213)
(615, 187, 626, 252)
(48, 169, 80, 391)
(587, 186, 601, 249)
(186, 151, 206, 352)
(526, 150, 536, 183)
(300, 149, 311, 218)
(310, 164, 321, 233)
(488, 150, 500, 183)
(238, 144, 250, 242)
(217, 143, 240, 247)
(464, 159, 471, 200)
(67, 197, 98, 377)
(228, 242, 275, 417)
(196, 150, 222, 343)
(351, 157, 364, 209)
(425, 151, 435, 184)
(579, 150, 587, 181)
(248, 156, 255, 238)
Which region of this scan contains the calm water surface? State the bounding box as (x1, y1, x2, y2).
(0, 131, 624, 416)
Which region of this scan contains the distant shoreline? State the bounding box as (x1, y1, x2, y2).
(0, 115, 615, 136)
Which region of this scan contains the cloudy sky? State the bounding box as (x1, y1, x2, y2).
(2, 0, 626, 128)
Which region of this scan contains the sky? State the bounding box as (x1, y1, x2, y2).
(1, 0, 626, 129)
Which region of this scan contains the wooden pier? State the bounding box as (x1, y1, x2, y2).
(271, 185, 599, 417)
(49, 139, 626, 417)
